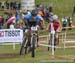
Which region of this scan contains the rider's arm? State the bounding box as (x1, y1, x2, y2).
(40, 19, 44, 27)
(47, 23, 50, 31)
(22, 14, 31, 25)
(23, 14, 31, 20)
(37, 15, 45, 28)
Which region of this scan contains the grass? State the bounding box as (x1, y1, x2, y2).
(0, 45, 75, 63)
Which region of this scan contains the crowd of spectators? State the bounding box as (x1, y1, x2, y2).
(62, 16, 73, 30)
(0, 1, 21, 10)
(0, 11, 20, 29)
(0, 0, 21, 29)
(0, 3, 73, 31)
(36, 4, 53, 22)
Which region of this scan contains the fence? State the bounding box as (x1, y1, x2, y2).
(39, 26, 75, 56)
(0, 27, 75, 55)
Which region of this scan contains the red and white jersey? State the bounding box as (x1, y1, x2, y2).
(49, 20, 61, 32)
(0, 16, 3, 23)
(5, 16, 16, 25)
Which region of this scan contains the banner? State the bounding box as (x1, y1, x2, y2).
(0, 29, 23, 43)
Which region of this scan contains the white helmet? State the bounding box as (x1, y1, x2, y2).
(52, 15, 58, 20)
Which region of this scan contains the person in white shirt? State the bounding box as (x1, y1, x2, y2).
(62, 16, 67, 30)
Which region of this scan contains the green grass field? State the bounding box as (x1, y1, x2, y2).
(0, 0, 75, 63)
(0, 44, 75, 63)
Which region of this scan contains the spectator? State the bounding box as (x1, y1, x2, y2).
(67, 17, 73, 30)
(45, 9, 49, 22)
(27, 10, 31, 14)
(13, 1, 16, 10)
(18, 2, 21, 10)
(62, 16, 67, 30)
(15, 11, 19, 24)
(4, 13, 16, 29)
(49, 5, 53, 12)
(10, 1, 13, 10)
(36, 4, 40, 12)
(5, 1, 9, 9)
(1, 1, 5, 10)
(38, 9, 44, 17)
(0, 16, 3, 29)
(9, 23, 14, 29)
(15, 21, 20, 29)
(72, 5, 75, 17)
(0, 2, 1, 10)
(15, 2, 19, 10)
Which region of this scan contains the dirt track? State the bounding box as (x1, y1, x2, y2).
(0, 53, 21, 59)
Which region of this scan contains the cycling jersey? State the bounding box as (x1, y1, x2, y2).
(23, 13, 43, 27)
(53, 20, 60, 31)
(48, 20, 60, 32)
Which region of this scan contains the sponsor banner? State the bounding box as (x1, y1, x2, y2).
(0, 29, 23, 43)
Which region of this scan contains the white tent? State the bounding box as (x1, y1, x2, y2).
(21, 0, 35, 11)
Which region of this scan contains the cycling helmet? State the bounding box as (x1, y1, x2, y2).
(52, 15, 58, 20)
(31, 10, 38, 16)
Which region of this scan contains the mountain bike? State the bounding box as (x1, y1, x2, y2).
(20, 26, 38, 58)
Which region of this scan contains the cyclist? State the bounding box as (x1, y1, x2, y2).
(22, 10, 44, 29)
(47, 14, 61, 50)
(22, 9, 44, 51)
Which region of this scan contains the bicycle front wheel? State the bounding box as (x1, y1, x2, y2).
(31, 34, 36, 58)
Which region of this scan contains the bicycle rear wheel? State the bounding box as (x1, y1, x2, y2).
(48, 34, 52, 51)
(48, 39, 51, 51)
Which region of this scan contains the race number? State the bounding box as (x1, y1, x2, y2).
(25, 29, 29, 33)
(31, 26, 38, 31)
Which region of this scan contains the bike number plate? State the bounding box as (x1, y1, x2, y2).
(25, 29, 28, 33)
(31, 26, 37, 31)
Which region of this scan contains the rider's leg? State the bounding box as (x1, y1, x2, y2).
(55, 33, 59, 45)
(54, 32, 59, 51)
